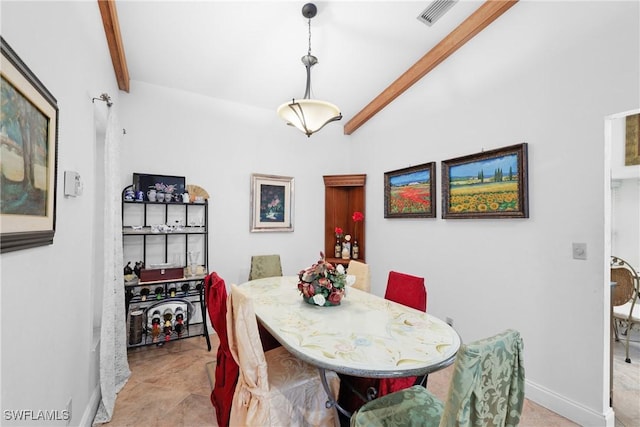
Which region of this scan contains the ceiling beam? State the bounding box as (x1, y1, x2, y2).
(98, 0, 130, 92)
(344, 0, 518, 135)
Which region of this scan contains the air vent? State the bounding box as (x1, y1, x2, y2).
(417, 0, 458, 27)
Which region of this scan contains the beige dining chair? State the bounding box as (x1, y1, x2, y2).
(611, 256, 640, 363)
(227, 284, 341, 426)
(347, 260, 371, 292)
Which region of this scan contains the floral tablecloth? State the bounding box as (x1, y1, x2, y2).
(239, 276, 460, 378)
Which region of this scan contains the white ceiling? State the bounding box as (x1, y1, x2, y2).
(115, 0, 488, 122)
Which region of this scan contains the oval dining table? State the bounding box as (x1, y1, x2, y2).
(238, 275, 461, 417)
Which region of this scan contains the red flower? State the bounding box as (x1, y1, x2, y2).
(318, 277, 332, 289)
(335, 227, 343, 235)
(352, 211, 364, 222)
(328, 289, 343, 303)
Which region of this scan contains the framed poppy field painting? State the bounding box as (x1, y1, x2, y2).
(384, 162, 436, 218)
(250, 173, 294, 232)
(441, 143, 529, 219)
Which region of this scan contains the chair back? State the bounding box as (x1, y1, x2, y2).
(378, 271, 427, 397)
(227, 284, 270, 425)
(384, 271, 427, 311)
(440, 329, 525, 427)
(249, 254, 283, 280)
(348, 260, 371, 292)
(204, 272, 238, 427)
(611, 256, 639, 306)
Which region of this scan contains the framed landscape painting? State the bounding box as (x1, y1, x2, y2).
(442, 143, 529, 219)
(250, 173, 294, 232)
(384, 162, 436, 218)
(1, 37, 59, 252)
(625, 113, 640, 166)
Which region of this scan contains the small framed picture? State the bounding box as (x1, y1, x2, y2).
(250, 173, 294, 232)
(384, 162, 436, 218)
(133, 173, 186, 201)
(1, 37, 59, 253)
(441, 143, 529, 219)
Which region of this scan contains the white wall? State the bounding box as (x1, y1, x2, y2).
(611, 112, 640, 268)
(1, 2, 119, 426)
(346, 2, 639, 425)
(117, 81, 352, 285)
(612, 178, 640, 267)
(1, 1, 638, 427)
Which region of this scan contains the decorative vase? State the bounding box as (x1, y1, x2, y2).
(341, 244, 350, 260)
(334, 239, 341, 258)
(303, 295, 341, 307)
(352, 240, 359, 259)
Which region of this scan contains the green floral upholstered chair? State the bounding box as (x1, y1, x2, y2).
(350, 329, 525, 427)
(248, 254, 284, 352)
(248, 254, 283, 281)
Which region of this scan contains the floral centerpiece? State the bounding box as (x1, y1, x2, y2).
(298, 252, 347, 306)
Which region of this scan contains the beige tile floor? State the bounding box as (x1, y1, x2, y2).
(99, 333, 638, 427)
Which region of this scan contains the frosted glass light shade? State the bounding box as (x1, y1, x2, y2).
(277, 98, 342, 137)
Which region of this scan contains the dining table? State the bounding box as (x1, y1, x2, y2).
(239, 275, 461, 417)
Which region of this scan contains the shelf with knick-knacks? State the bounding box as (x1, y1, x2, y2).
(121, 183, 211, 350)
(324, 174, 366, 267)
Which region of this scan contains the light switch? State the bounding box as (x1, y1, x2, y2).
(572, 243, 587, 260)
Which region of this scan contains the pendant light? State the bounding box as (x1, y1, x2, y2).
(277, 3, 342, 137)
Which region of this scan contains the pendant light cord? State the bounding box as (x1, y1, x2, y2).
(307, 17, 312, 56)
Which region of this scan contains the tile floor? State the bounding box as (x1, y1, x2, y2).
(99, 333, 638, 427)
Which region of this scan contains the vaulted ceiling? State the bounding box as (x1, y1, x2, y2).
(100, 0, 519, 134)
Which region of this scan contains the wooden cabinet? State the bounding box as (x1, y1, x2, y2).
(323, 174, 366, 266)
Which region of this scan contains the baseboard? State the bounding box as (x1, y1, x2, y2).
(79, 385, 101, 427)
(525, 379, 615, 427)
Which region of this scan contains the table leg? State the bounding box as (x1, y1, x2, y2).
(319, 368, 352, 418)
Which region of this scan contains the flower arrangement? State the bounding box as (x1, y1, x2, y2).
(351, 211, 364, 252)
(298, 252, 347, 306)
(335, 227, 343, 240)
(154, 182, 177, 194)
(264, 195, 283, 220)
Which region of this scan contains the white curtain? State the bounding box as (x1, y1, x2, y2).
(93, 107, 131, 425)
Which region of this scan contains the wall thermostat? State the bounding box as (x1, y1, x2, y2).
(64, 171, 83, 197)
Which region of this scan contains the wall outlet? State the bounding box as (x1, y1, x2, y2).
(445, 317, 454, 326)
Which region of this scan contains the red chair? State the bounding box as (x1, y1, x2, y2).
(378, 271, 427, 396)
(339, 271, 428, 412)
(384, 270, 427, 311)
(204, 272, 239, 427)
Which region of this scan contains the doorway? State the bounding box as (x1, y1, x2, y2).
(605, 109, 640, 427)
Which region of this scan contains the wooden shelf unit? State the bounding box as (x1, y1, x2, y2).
(323, 174, 366, 265)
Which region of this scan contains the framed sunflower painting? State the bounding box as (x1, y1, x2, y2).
(441, 143, 529, 219)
